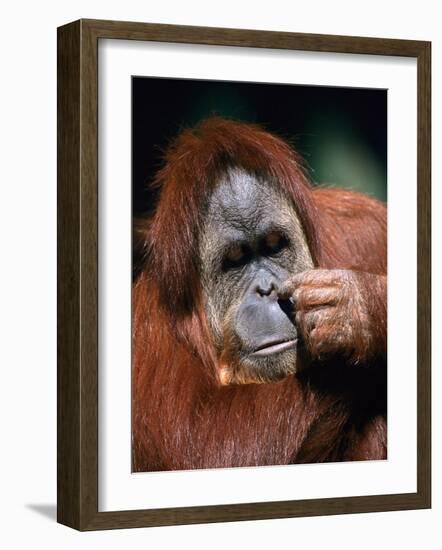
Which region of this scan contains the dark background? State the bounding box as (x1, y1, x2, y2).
(132, 77, 387, 218)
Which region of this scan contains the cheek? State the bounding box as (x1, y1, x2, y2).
(293, 242, 315, 272)
(203, 274, 245, 354)
(202, 280, 236, 350)
(202, 294, 222, 348)
(278, 248, 312, 278)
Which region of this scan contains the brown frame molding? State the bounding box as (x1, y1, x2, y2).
(57, 19, 431, 531)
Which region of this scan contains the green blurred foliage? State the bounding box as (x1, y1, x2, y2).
(183, 88, 386, 202)
(133, 79, 387, 215)
(304, 112, 387, 202)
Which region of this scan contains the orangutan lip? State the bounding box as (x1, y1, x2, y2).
(252, 339, 297, 356)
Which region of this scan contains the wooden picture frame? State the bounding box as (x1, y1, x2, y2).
(57, 18, 431, 531)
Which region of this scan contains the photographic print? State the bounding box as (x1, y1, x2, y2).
(57, 19, 430, 530)
(131, 77, 387, 472)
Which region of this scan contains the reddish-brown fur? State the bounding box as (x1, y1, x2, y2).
(132, 118, 387, 471)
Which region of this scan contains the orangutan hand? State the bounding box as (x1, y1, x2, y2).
(279, 269, 387, 366)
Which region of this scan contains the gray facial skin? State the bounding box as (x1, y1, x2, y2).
(199, 168, 313, 383)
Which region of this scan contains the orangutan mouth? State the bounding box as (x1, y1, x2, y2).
(252, 339, 297, 356)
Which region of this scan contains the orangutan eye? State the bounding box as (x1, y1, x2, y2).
(262, 231, 289, 255)
(222, 243, 251, 271)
